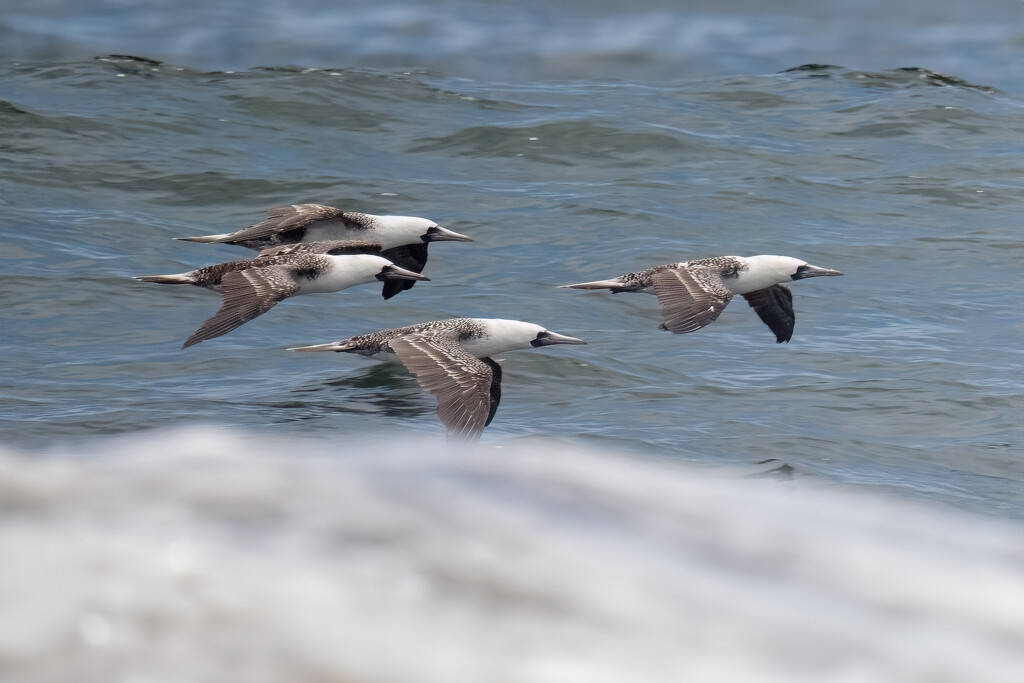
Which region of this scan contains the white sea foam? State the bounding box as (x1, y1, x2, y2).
(0, 428, 1021, 682)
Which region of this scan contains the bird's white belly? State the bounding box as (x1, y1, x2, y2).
(727, 270, 786, 295)
(461, 339, 507, 359)
(304, 221, 360, 242)
(462, 335, 530, 359)
(297, 269, 365, 294)
(299, 255, 384, 294)
(304, 221, 401, 248)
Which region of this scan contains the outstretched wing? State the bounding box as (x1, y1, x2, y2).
(226, 204, 360, 243)
(650, 266, 733, 334)
(379, 243, 429, 300)
(257, 240, 383, 258)
(742, 284, 795, 343)
(482, 357, 502, 427)
(389, 332, 496, 441)
(182, 267, 296, 348)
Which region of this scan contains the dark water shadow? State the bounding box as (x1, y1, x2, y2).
(781, 64, 998, 93)
(289, 363, 431, 419)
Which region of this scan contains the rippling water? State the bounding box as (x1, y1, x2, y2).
(3, 54, 1022, 516)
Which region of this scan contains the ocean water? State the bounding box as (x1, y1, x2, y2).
(1, 1, 1023, 680)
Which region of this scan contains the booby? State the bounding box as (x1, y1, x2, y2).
(290, 318, 587, 441)
(562, 255, 843, 342)
(135, 240, 428, 348)
(175, 204, 474, 299)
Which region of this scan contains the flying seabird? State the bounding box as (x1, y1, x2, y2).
(175, 204, 474, 299)
(562, 255, 843, 342)
(290, 318, 587, 441)
(135, 240, 429, 348)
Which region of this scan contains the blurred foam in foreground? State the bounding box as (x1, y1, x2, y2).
(0, 428, 1022, 682)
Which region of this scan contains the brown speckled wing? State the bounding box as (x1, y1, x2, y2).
(651, 266, 733, 334)
(257, 240, 382, 258)
(389, 332, 495, 442)
(742, 284, 795, 343)
(183, 267, 297, 348)
(227, 204, 354, 243)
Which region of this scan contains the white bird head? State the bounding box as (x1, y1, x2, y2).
(471, 319, 587, 357)
(375, 216, 474, 247)
(311, 254, 429, 293)
(736, 255, 843, 292)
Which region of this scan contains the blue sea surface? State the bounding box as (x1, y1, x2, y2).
(3, 48, 1021, 513)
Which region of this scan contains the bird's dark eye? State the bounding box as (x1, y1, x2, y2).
(791, 265, 810, 280)
(530, 331, 551, 347)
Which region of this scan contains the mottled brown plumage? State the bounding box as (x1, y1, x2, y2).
(562, 255, 843, 342)
(175, 205, 472, 298)
(389, 332, 499, 441)
(290, 318, 585, 441)
(651, 266, 734, 334)
(136, 243, 429, 348)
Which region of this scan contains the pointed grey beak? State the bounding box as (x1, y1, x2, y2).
(424, 225, 474, 243)
(289, 342, 345, 352)
(531, 331, 588, 347)
(379, 265, 431, 282)
(793, 264, 844, 280)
